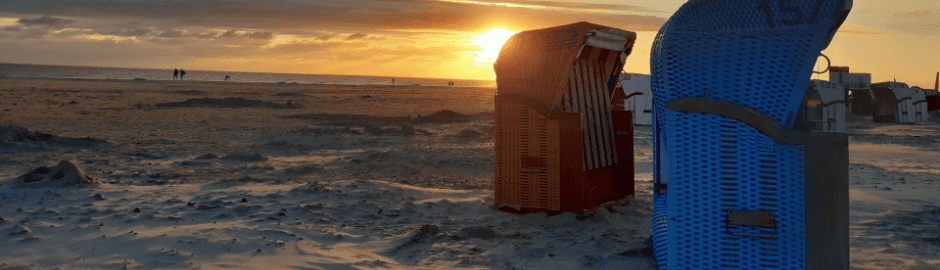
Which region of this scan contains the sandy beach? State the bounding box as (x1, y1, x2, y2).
(1, 76, 939, 269)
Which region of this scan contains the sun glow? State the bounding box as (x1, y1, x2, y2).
(472, 28, 516, 63)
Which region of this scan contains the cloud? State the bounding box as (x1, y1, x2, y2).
(242, 31, 274, 39)
(73, 33, 138, 43)
(157, 29, 188, 38)
(259, 37, 473, 64)
(893, 10, 930, 17)
(218, 29, 237, 38)
(18, 15, 73, 26)
(839, 29, 881, 35)
(346, 33, 367, 40)
(215, 29, 274, 39)
(102, 28, 151, 37)
(194, 32, 220, 39)
(836, 24, 883, 35)
(148, 28, 275, 40)
(49, 28, 90, 35)
(267, 40, 370, 54)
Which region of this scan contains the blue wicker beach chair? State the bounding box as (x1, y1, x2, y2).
(650, 0, 852, 269)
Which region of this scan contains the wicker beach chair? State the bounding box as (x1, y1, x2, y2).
(493, 22, 636, 214)
(650, 0, 852, 269)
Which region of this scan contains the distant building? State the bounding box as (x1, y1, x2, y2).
(828, 66, 873, 116)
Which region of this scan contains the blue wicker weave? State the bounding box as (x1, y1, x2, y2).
(650, 0, 851, 269)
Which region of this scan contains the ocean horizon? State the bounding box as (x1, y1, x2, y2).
(0, 62, 497, 88)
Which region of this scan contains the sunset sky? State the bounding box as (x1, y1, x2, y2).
(0, 0, 937, 86)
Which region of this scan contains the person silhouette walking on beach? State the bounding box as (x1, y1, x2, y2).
(174, 69, 179, 80)
(180, 69, 186, 80)
(392, 78, 395, 86)
(224, 75, 230, 81)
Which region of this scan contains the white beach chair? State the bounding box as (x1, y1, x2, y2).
(619, 73, 653, 125)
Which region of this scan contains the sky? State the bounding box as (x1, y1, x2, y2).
(0, 0, 937, 85)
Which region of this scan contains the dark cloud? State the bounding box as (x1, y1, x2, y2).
(242, 31, 274, 40)
(18, 15, 74, 26)
(893, 10, 930, 17)
(317, 34, 335, 40)
(217, 29, 274, 39)
(346, 33, 367, 40)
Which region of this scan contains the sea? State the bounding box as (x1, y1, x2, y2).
(0, 63, 497, 88)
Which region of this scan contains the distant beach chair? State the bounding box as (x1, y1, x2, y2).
(795, 80, 846, 132)
(492, 22, 637, 215)
(617, 73, 653, 125)
(870, 82, 901, 122)
(926, 88, 940, 111)
(871, 82, 922, 123)
(650, 0, 852, 269)
(910, 87, 928, 122)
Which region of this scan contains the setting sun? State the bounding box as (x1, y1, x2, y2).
(472, 28, 517, 63)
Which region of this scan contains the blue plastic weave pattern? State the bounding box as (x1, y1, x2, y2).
(650, 0, 851, 269)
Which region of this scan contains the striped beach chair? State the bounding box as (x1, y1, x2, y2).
(493, 22, 637, 214)
(650, 0, 852, 269)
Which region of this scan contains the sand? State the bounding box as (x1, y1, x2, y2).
(0, 76, 938, 269)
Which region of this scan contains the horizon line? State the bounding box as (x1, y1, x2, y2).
(0, 61, 498, 82)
